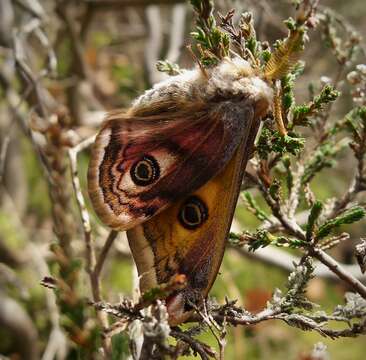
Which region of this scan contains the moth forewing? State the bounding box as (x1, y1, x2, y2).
(88, 102, 250, 231)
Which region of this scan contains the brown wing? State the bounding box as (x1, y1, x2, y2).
(88, 101, 254, 230)
(127, 103, 260, 325)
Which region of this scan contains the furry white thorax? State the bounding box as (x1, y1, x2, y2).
(132, 57, 273, 111)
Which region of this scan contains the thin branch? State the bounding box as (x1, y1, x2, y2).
(28, 243, 68, 360)
(230, 245, 366, 281)
(170, 330, 212, 360)
(68, 139, 111, 354)
(0, 57, 53, 185)
(13, 34, 49, 119)
(190, 303, 366, 339)
(248, 171, 366, 298)
(310, 248, 366, 299)
(93, 230, 118, 279)
(0, 135, 10, 185)
(68, 146, 95, 273)
(13, 0, 45, 19)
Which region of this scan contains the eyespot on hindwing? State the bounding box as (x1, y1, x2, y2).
(178, 195, 208, 230)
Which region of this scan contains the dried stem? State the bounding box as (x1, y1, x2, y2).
(69, 138, 120, 355)
(310, 248, 366, 298)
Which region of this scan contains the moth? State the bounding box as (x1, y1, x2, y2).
(88, 57, 273, 325)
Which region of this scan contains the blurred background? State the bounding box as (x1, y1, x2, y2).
(0, 0, 365, 359)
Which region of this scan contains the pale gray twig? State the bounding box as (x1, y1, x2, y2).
(68, 137, 112, 354)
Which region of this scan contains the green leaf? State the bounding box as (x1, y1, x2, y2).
(284, 17, 297, 31)
(156, 60, 181, 75)
(317, 206, 366, 240)
(190, 0, 229, 64)
(261, 49, 272, 63)
(291, 84, 339, 128)
(306, 201, 323, 241)
(257, 127, 305, 159)
(242, 191, 271, 221)
(272, 133, 305, 156)
(313, 84, 340, 109)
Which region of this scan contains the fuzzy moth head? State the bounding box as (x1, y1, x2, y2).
(132, 57, 273, 121)
(204, 57, 273, 118)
